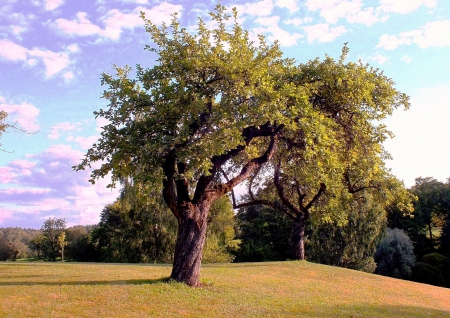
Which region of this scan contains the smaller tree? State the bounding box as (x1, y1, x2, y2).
(58, 232, 68, 262)
(40, 218, 67, 261)
(374, 228, 416, 279)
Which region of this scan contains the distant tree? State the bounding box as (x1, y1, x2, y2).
(28, 233, 45, 260)
(374, 228, 416, 279)
(65, 226, 98, 262)
(411, 262, 446, 287)
(420, 253, 450, 287)
(203, 195, 239, 263)
(440, 220, 450, 258)
(411, 177, 446, 252)
(0, 233, 18, 261)
(0, 227, 40, 259)
(40, 218, 67, 261)
(58, 232, 68, 262)
(234, 205, 292, 262)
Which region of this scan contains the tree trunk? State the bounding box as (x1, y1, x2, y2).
(291, 219, 306, 260)
(170, 202, 210, 286)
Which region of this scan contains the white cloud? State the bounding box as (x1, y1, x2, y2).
(0, 96, 40, 131)
(379, 0, 437, 14)
(234, 0, 274, 17)
(275, 0, 298, 12)
(377, 20, 450, 50)
(54, 3, 183, 41)
(401, 55, 413, 64)
(253, 16, 302, 47)
(369, 54, 389, 65)
(305, 0, 381, 26)
(303, 23, 347, 43)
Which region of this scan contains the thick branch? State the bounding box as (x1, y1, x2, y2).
(162, 150, 179, 219)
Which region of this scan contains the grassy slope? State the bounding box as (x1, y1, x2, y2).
(0, 261, 449, 317)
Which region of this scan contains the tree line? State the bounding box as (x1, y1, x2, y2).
(1, 176, 449, 288)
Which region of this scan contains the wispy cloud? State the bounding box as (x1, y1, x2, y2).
(43, 0, 64, 11)
(378, 0, 437, 14)
(303, 23, 347, 43)
(53, 2, 183, 41)
(377, 20, 450, 50)
(0, 96, 40, 131)
(0, 144, 120, 226)
(48, 122, 81, 139)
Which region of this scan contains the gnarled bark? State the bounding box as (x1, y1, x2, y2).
(170, 202, 210, 286)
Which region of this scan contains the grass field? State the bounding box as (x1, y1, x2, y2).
(0, 261, 449, 317)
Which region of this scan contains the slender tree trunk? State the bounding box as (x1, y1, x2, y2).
(291, 219, 306, 260)
(170, 202, 210, 286)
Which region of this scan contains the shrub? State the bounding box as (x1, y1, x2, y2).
(411, 262, 446, 287)
(421, 253, 450, 287)
(374, 228, 416, 279)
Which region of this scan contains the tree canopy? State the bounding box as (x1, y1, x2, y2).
(75, 5, 412, 286)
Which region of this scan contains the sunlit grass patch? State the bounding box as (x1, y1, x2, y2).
(0, 261, 449, 317)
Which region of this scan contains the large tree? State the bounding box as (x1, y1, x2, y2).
(76, 5, 410, 286)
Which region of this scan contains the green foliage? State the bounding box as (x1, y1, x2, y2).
(91, 181, 178, 263)
(73, 4, 412, 283)
(374, 228, 416, 279)
(0, 233, 18, 261)
(411, 262, 446, 287)
(308, 191, 386, 273)
(203, 196, 239, 263)
(28, 218, 67, 261)
(440, 220, 450, 257)
(234, 205, 292, 262)
(65, 226, 98, 262)
(420, 253, 450, 286)
(0, 228, 39, 259)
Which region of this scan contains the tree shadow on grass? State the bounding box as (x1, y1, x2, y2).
(0, 277, 171, 286)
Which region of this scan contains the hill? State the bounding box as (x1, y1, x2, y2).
(0, 261, 449, 317)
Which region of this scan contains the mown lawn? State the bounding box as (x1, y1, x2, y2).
(0, 261, 449, 317)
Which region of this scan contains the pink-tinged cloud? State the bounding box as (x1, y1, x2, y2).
(0, 39, 27, 61)
(9, 159, 37, 169)
(0, 40, 75, 79)
(27, 48, 71, 78)
(253, 16, 303, 47)
(72, 135, 100, 150)
(48, 122, 80, 139)
(275, 0, 299, 12)
(53, 12, 104, 37)
(0, 143, 120, 227)
(44, 0, 64, 11)
(0, 167, 17, 183)
(0, 97, 40, 131)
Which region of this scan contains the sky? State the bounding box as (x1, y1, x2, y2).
(0, 0, 449, 229)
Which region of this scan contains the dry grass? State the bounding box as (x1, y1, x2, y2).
(0, 261, 449, 317)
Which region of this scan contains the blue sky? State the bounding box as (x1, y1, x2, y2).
(0, 0, 449, 228)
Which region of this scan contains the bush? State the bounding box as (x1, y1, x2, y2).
(421, 253, 450, 287)
(374, 228, 416, 279)
(411, 262, 446, 287)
